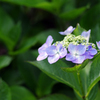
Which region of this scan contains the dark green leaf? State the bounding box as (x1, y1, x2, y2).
(80, 4, 100, 29)
(36, 72, 57, 97)
(60, 6, 87, 21)
(0, 55, 12, 70)
(16, 51, 40, 92)
(29, 59, 83, 97)
(11, 86, 37, 100)
(0, 79, 11, 100)
(40, 94, 71, 100)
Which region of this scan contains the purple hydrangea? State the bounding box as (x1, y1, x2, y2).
(46, 43, 67, 64)
(84, 45, 97, 59)
(37, 35, 53, 61)
(66, 44, 86, 64)
(81, 30, 91, 42)
(96, 41, 100, 50)
(59, 26, 75, 35)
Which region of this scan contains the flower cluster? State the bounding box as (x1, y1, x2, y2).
(37, 26, 100, 64)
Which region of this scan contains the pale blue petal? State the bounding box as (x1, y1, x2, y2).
(46, 35, 53, 46)
(72, 55, 85, 64)
(66, 54, 76, 61)
(96, 41, 100, 50)
(76, 44, 86, 55)
(59, 48, 67, 58)
(38, 43, 48, 54)
(68, 44, 77, 54)
(59, 32, 66, 35)
(46, 45, 57, 56)
(37, 52, 48, 61)
(81, 30, 91, 42)
(48, 54, 60, 64)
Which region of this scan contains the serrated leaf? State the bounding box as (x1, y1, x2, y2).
(0, 55, 13, 70)
(40, 94, 71, 100)
(10, 86, 37, 100)
(0, 79, 11, 100)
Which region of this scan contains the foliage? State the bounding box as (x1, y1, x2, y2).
(0, 0, 100, 100)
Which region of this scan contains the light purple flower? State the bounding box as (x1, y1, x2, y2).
(46, 43, 67, 64)
(84, 45, 97, 59)
(59, 26, 75, 35)
(81, 30, 91, 42)
(96, 41, 100, 50)
(66, 44, 86, 64)
(37, 35, 53, 61)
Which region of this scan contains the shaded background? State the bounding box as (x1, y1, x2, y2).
(0, 0, 100, 100)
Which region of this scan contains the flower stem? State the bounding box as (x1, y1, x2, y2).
(77, 71, 87, 100)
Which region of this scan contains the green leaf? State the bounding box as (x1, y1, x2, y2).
(80, 4, 100, 29)
(36, 72, 57, 97)
(95, 89, 100, 100)
(0, 55, 13, 70)
(7, 22, 21, 48)
(9, 36, 37, 55)
(10, 86, 37, 100)
(16, 51, 40, 92)
(86, 55, 100, 97)
(0, 7, 14, 35)
(29, 59, 83, 97)
(40, 94, 71, 100)
(73, 23, 86, 36)
(1, 0, 55, 13)
(62, 59, 89, 72)
(0, 79, 11, 100)
(60, 6, 87, 21)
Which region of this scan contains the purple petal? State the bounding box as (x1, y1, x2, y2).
(88, 48, 97, 55)
(81, 30, 91, 42)
(48, 54, 60, 64)
(46, 35, 53, 46)
(37, 52, 48, 61)
(38, 43, 48, 54)
(72, 55, 85, 64)
(59, 47, 67, 58)
(59, 26, 75, 35)
(46, 45, 57, 56)
(84, 52, 93, 59)
(66, 54, 76, 61)
(96, 41, 100, 50)
(76, 44, 86, 55)
(68, 44, 77, 54)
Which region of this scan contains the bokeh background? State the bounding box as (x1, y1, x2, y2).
(0, 0, 100, 100)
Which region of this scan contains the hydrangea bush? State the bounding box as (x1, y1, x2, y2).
(30, 24, 100, 100)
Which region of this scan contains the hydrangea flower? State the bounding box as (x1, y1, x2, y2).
(66, 44, 86, 64)
(59, 26, 75, 35)
(37, 35, 53, 61)
(96, 41, 100, 50)
(81, 30, 91, 42)
(46, 43, 67, 64)
(84, 45, 97, 59)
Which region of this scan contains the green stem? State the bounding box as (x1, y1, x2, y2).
(77, 71, 87, 100)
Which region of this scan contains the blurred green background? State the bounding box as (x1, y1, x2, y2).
(0, 0, 100, 100)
